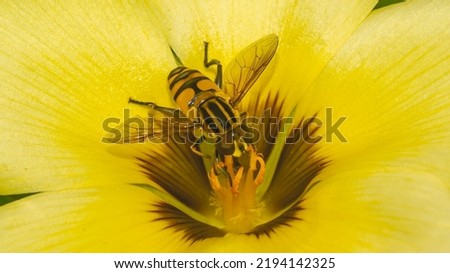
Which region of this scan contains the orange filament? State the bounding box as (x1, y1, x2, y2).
(208, 145, 266, 233)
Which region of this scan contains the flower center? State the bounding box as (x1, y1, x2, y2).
(208, 145, 265, 233)
(130, 94, 328, 242)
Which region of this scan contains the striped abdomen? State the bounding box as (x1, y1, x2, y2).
(168, 66, 238, 135)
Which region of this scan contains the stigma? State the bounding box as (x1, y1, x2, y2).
(208, 145, 265, 233)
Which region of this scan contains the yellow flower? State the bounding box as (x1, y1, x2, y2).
(1, 0, 450, 252)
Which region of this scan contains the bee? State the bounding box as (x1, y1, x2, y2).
(120, 34, 278, 159)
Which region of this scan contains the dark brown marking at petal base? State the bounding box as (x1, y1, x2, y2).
(241, 91, 287, 159)
(241, 90, 327, 216)
(136, 132, 213, 215)
(249, 202, 303, 238)
(150, 202, 226, 243)
(262, 115, 329, 213)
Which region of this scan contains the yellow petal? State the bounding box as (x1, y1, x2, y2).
(0, 1, 175, 193)
(275, 0, 378, 98)
(149, 0, 289, 69)
(149, 0, 377, 95)
(258, 0, 450, 252)
(186, 170, 450, 252)
(297, 168, 450, 252)
(0, 185, 192, 252)
(307, 0, 450, 182)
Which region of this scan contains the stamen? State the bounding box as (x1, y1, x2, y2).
(208, 145, 266, 233)
(224, 155, 235, 178)
(208, 166, 221, 192)
(254, 155, 266, 186)
(232, 167, 244, 194)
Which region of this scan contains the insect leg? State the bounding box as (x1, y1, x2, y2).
(203, 41, 223, 88)
(208, 160, 232, 191)
(129, 97, 183, 118)
(190, 136, 210, 158)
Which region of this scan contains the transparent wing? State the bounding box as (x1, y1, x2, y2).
(224, 34, 278, 107)
(104, 103, 195, 144)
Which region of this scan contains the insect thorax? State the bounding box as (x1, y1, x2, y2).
(197, 97, 239, 136)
